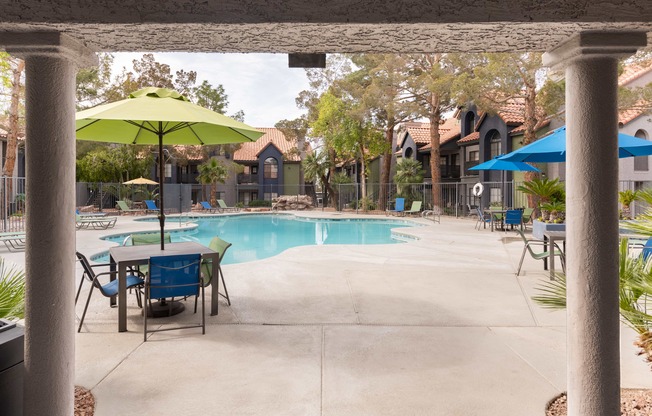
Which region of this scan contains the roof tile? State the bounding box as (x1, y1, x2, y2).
(233, 128, 303, 162)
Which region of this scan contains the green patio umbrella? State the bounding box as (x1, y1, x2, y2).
(76, 87, 264, 249)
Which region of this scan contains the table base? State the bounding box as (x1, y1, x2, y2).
(145, 300, 185, 318)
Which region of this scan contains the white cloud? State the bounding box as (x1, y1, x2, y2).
(111, 52, 310, 128)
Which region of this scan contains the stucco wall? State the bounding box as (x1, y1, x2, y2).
(283, 163, 300, 195)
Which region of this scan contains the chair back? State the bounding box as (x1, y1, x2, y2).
(148, 254, 202, 299)
(200, 201, 212, 210)
(116, 200, 131, 211)
(144, 200, 158, 210)
(504, 209, 522, 225)
(217, 199, 228, 209)
(202, 236, 232, 286)
(395, 198, 405, 212)
(642, 238, 652, 261)
(522, 208, 534, 223)
(128, 232, 172, 246)
(409, 201, 422, 212)
(75, 252, 112, 295)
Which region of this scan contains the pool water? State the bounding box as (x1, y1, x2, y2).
(100, 214, 417, 265)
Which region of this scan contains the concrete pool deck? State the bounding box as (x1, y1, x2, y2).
(18, 212, 652, 415)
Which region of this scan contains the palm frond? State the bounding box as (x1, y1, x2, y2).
(0, 258, 25, 320)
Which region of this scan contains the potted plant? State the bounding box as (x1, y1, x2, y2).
(618, 189, 639, 219)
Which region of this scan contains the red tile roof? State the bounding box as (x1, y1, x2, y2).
(508, 119, 551, 135)
(402, 119, 460, 147)
(233, 128, 304, 162)
(458, 131, 480, 144)
(619, 105, 646, 125)
(619, 61, 652, 86)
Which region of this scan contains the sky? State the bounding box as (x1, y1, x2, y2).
(111, 52, 311, 128)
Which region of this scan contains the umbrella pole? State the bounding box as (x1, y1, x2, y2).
(158, 127, 165, 250)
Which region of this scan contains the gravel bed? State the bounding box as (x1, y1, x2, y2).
(547, 390, 652, 415)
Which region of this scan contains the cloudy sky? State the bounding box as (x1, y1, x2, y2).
(112, 52, 311, 128)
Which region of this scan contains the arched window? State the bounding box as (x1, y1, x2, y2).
(634, 129, 649, 172)
(488, 130, 501, 158)
(404, 147, 413, 159)
(264, 157, 278, 179)
(464, 111, 475, 136)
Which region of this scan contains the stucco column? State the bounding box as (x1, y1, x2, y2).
(543, 32, 646, 416)
(1, 32, 97, 416)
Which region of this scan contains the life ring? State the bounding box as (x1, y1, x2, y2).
(472, 182, 484, 197)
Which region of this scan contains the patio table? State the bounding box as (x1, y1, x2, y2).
(109, 242, 220, 332)
(484, 208, 507, 232)
(543, 229, 566, 280)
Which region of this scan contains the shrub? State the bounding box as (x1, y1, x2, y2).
(248, 199, 272, 207)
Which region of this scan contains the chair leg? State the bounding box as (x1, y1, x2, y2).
(75, 275, 86, 305)
(219, 267, 231, 306)
(78, 286, 95, 332)
(517, 247, 528, 276)
(201, 285, 206, 335)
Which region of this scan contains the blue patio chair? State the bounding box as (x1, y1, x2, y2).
(504, 209, 523, 231)
(641, 238, 652, 261)
(475, 207, 491, 230)
(200, 201, 219, 212)
(144, 253, 204, 341)
(386, 197, 405, 216)
(75, 251, 144, 332)
(143, 199, 159, 214)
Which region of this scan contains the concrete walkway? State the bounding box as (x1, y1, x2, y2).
(45, 213, 652, 415)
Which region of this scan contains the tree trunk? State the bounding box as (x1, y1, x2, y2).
(378, 124, 394, 211)
(298, 136, 306, 194)
(328, 149, 338, 208)
(210, 183, 217, 206)
(4, 59, 24, 200)
(429, 95, 442, 209)
(359, 146, 368, 206)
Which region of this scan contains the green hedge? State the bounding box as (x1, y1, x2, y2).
(248, 199, 272, 207)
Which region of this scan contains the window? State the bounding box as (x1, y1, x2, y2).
(404, 147, 413, 159)
(164, 163, 172, 178)
(264, 157, 278, 179)
(264, 192, 278, 200)
(489, 131, 501, 158)
(251, 165, 258, 175)
(634, 130, 649, 171)
(469, 151, 479, 161)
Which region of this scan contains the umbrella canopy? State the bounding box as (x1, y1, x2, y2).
(468, 158, 540, 172)
(76, 87, 264, 249)
(469, 156, 540, 208)
(123, 177, 158, 185)
(500, 126, 652, 163)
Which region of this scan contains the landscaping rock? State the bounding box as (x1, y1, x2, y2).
(272, 195, 314, 210)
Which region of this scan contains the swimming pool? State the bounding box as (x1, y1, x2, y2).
(98, 214, 418, 265)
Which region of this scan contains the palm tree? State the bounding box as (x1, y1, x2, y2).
(0, 258, 25, 320)
(303, 151, 336, 208)
(394, 158, 425, 205)
(197, 157, 228, 206)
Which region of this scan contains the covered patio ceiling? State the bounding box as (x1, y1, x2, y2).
(1, 0, 652, 53)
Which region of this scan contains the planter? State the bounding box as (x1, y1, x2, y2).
(533, 220, 565, 240)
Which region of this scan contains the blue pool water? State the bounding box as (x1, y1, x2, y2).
(99, 214, 417, 265)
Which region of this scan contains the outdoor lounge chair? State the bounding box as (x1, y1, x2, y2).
(0, 231, 26, 252)
(144, 199, 160, 214)
(516, 229, 566, 276)
(386, 197, 405, 216)
(76, 209, 107, 218)
(475, 207, 491, 230)
(201, 236, 232, 307)
(216, 199, 239, 212)
(75, 214, 117, 230)
(144, 254, 204, 341)
(404, 201, 422, 216)
(200, 201, 219, 213)
(75, 251, 144, 332)
(116, 200, 145, 215)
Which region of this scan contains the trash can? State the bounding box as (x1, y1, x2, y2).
(0, 319, 24, 416)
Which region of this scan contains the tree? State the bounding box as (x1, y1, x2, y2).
(405, 53, 460, 208)
(197, 157, 228, 206)
(303, 151, 334, 207)
(275, 116, 309, 194)
(311, 91, 386, 203)
(194, 80, 228, 114)
(394, 158, 425, 203)
(348, 54, 420, 210)
(76, 145, 153, 183)
(0, 54, 24, 180)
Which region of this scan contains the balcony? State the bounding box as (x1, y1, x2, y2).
(440, 165, 461, 179)
(178, 173, 198, 183)
(237, 173, 258, 184)
(464, 161, 479, 176)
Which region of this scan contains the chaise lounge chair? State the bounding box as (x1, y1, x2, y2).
(216, 199, 239, 213)
(0, 231, 26, 252)
(200, 201, 219, 213)
(386, 198, 405, 216)
(116, 200, 145, 215)
(75, 214, 117, 230)
(404, 201, 422, 216)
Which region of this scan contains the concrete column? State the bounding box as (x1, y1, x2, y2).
(543, 32, 646, 416)
(0, 32, 97, 416)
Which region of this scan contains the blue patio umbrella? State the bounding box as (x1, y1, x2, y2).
(469, 156, 540, 207)
(500, 126, 652, 163)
